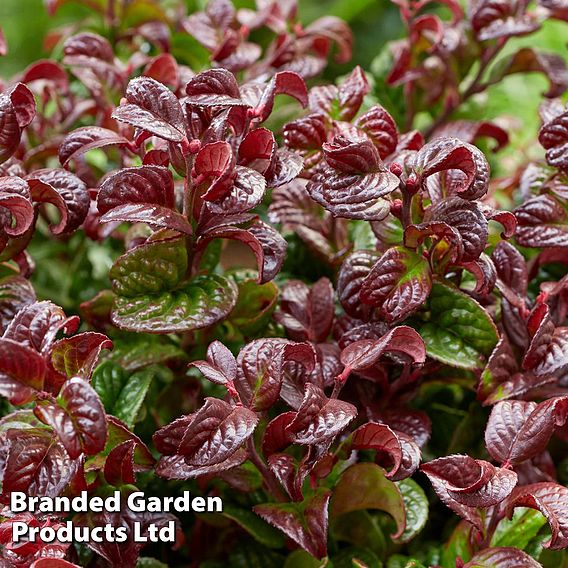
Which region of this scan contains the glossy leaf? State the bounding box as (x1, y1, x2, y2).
(416, 281, 499, 369)
(359, 246, 432, 323)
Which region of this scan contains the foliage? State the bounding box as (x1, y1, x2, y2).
(0, 0, 568, 566)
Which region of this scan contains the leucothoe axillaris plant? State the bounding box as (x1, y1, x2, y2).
(0, 0, 568, 566)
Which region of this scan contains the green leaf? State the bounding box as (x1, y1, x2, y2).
(491, 508, 547, 550)
(360, 246, 432, 323)
(92, 361, 127, 412)
(108, 336, 184, 371)
(136, 558, 168, 568)
(387, 557, 426, 568)
(440, 521, 474, 568)
(109, 238, 238, 333)
(416, 281, 498, 369)
(284, 551, 330, 568)
(112, 367, 154, 428)
(221, 506, 286, 549)
(333, 547, 383, 568)
(92, 362, 154, 428)
(332, 510, 387, 558)
(228, 279, 279, 336)
(112, 274, 238, 333)
(110, 238, 187, 297)
(349, 220, 377, 251)
(395, 479, 428, 543)
(331, 463, 406, 539)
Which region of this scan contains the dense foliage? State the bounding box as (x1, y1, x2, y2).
(1, 0, 568, 566)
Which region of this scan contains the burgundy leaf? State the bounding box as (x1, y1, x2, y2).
(286, 383, 356, 445)
(485, 398, 568, 465)
(205, 166, 266, 215)
(143, 53, 179, 90)
(26, 169, 89, 234)
(194, 141, 235, 201)
(0, 338, 46, 404)
(254, 71, 308, 122)
(155, 448, 247, 479)
(238, 128, 275, 174)
(59, 127, 130, 167)
(0, 176, 34, 237)
(492, 240, 528, 298)
(63, 32, 114, 62)
(350, 422, 420, 480)
(254, 489, 331, 559)
(307, 149, 398, 220)
(337, 250, 380, 320)
(340, 326, 426, 370)
(414, 138, 489, 200)
(236, 339, 315, 411)
(1, 431, 74, 497)
(0, 275, 36, 334)
(356, 105, 399, 159)
(464, 547, 542, 567)
(309, 66, 369, 121)
(9, 83, 36, 129)
(427, 197, 489, 262)
(248, 220, 287, 282)
(323, 137, 380, 174)
(515, 194, 568, 247)
(48, 331, 112, 380)
(275, 278, 334, 342)
(158, 398, 258, 467)
(113, 77, 186, 142)
(104, 440, 136, 486)
(190, 340, 237, 386)
(2, 300, 77, 353)
(35, 377, 108, 458)
(422, 455, 517, 508)
(539, 107, 568, 168)
(185, 68, 244, 106)
(359, 246, 432, 323)
(97, 165, 175, 214)
(283, 113, 328, 152)
(100, 203, 193, 234)
(508, 482, 568, 549)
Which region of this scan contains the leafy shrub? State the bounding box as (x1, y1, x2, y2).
(0, 0, 568, 566)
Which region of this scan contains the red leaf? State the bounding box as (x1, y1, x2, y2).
(0, 176, 34, 237)
(275, 278, 334, 342)
(26, 169, 90, 234)
(286, 383, 356, 445)
(1, 431, 74, 497)
(104, 440, 136, 486)
(0, 338, 46, 404)
(97, 165, 175, 214)
(113, 77, 186, 142)
(157, 398, 258, 468)
(464, 547, 542, 567)
(422, 455, 517, 508)
(485, 397, 568, 465)
(49, 331, 112, 380)
(356, 105, 399, 159)
(515, 194, 568, 247)
(59, 126, 130, 167)
(508, 482, 568, 549)
(359, 246, 432, 323)
(340, 326, 426, 370)
(190, 340, 237, 386)
(254, 489, 331, 559)
(185, 68, 244, 106)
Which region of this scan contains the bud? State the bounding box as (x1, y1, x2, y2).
(389, 162, 403, 177)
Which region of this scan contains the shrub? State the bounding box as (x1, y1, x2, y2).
(0, 0, 568, 566)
